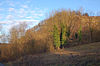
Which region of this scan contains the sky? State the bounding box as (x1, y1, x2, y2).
(0, 0, 100, 34)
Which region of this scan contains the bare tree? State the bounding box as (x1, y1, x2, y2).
(9, 22, 27, 43)
(18, 22, 27, 37)
(87, 12, 95, 42)
(0, 25, 8, 43)
(9, 25, 19, 44)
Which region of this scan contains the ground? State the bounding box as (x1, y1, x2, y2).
(5, 42, 100, 66)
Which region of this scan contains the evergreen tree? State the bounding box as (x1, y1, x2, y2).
(66, 27, 70, 38)
(53, 25, 60, 49)
(75, 32, 78, 39)
(78, 25, 82, 41)
(60, 24, 66, 48)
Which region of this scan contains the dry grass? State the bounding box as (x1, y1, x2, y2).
(4, 42, 100, 66)
(66, 42, 100, 54)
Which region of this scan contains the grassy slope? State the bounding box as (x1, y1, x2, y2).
(66, 42, 100, 54)
(5, 42, 100, 66)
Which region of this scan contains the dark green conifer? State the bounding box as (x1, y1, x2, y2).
(78, 25, 82, 41)
(60, 24, 67, 48)
(53, 25, 60, 49)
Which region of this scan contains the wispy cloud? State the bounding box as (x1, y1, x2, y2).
(0, 19, 40, 32)
(0, 8, 3, 11)
(9, 2, 15, 7)
(0, 14, 3, 19)
(8, 8, 15, 12)
(0, 8, 48, 32)
(25, 16, 33, 19)
(0, 0, 48, 33)
(21, 5, 29, 8)
(6, 15, 13, 20)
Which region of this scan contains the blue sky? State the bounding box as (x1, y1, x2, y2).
(0, 0, 100, 33)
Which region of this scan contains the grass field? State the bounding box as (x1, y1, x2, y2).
(5, 42, 100, 66)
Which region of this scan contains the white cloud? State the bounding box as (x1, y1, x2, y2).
(0, 19, 40, 25)
(31, 10, 35, 13)
(32, 12, 45, 17)
(0, 16, 2, 19)
(26, 16, 33, 19)
(6, 15, 13, 20)
(9, 2, 15, 7)
(16, 8, 28, 18)
(0, 21, 6, 24)
(0, 19, 40, 31)
(0, 21, 13, 24)
(1, 5, 48, 32)
(18, 8, 27, 14)
(19, 19, 40, 22)
(0, 8, 3, 11)
(22, 5, 29, 8)
(8, 8, 15, 12)
(6, 0, 15, 7)
(18, 15, 25, 18)
(0, 14, 3, 19)
(3, 7, 47, 21)
(35, 7, 40, 10)
(16, 8, 47, 19)
(26, 0, 32, 3)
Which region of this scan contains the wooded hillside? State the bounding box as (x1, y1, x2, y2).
(0, 10, 100, 63)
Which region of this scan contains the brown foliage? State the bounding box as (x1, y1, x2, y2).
(0, 9, 100, 63)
